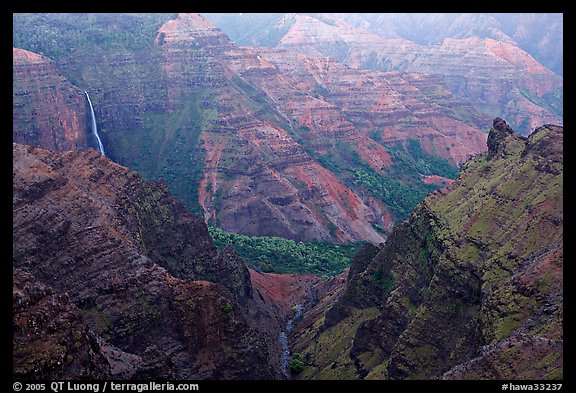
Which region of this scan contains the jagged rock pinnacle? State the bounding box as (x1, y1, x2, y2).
(487, 117, 524, 160)
(492, 117, 513, 134)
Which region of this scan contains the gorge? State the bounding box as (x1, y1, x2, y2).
(12, 13, 563, 381)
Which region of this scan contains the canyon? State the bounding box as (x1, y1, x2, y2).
(12, 13, 519, 243)
(13, 118, 563, 380)
(13, 143, 340, 379)
(13, 13, 563, 380)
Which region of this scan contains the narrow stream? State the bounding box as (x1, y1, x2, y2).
(279, 303, 304, 378)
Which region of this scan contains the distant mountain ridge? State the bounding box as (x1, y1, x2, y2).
(204, 13, 563, 135)
(203, 13, 563, 76)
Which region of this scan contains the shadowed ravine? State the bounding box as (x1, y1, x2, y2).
(279, 303, 304, 377)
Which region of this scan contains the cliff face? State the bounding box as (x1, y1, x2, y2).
(13, 144, 278, 379)
(13, 48, 90, 151)
(292, 119, 563, 380)
(13, 13, 491, 243)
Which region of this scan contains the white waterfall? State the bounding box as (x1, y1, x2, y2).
(85, 91, 105, 156)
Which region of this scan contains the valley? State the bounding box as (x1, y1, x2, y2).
(14, 13, 496, 244)
(12, 13, 563, 381)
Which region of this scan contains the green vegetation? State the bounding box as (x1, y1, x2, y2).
(370, 269, 395, 296)
(13, 13, 176, 60)
(115, 91, 216, 215)
(208, 226, 362, 277)
(311, 139, 458, 222)
(289, 353, 306, 374)
(313, 84, 331, 98)
(404, 138, 459, 178)
(303, 13, 338, 26)
(292, 307, 380, 379)
(542, 87, 563, 117)
(186, 299, 197, 312)
(520, 87, 563, 118)
(351, 166, 436, 221)
(368, 129, 383, 143)
(371, 223, 386, 234)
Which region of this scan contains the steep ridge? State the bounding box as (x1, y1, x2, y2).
(13, 48, 90, 151)
(291, 119, 562, 379)
(155, 13, 387, 244)
(13, 144, 279, 379)
(13, 13, 490, 243)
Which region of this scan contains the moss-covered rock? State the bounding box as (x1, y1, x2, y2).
(294, 119, 563, 380)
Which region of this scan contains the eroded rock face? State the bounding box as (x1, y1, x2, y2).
(12, 144, 276, 379)
(487, 117, 526, 159)
(13, 48, 90, 151)
(292, 120, 563, 380)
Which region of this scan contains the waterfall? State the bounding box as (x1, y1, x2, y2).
(85, 91, 105, 156)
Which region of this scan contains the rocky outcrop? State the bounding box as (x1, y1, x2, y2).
(13, 144, 277, 379)
(292, 119, 563, 379)
(487, 117, 526, 160)
(13, 48, 90, 151)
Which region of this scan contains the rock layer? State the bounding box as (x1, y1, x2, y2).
(269, 14, 563, 135)
(13, 48, 90, 151)
(13, 144, 277, 379)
